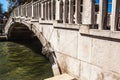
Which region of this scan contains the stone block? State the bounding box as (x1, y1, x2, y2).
(80, 62, 91, 80)
(56, 29, 78, 58)
(78, 35, 92, 62)
(66, 56, 80, 77)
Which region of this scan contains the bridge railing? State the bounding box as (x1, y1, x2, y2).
(6, 0, 120, 32)
(93, 0, 120, 31)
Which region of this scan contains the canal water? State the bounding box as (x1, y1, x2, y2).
(0, 40, 53, 80)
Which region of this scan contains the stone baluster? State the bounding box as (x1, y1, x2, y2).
(26, 6, 28, 17)
(99, 0, 107, 30)
(111, 0, 120, 31)
(32, 2, 34, 18)
(34, 4, 36, 19)
(36, 3, 38, 19)
(55, 0, 61, 21)
(41, 3, 44, 19)
(46, 2, 48, 20)
(37, 3, 39, 19)
(28, 5, 29, 17)
(29, 4, 31, 17)
(15, 8, 17, 17)
(33, 4, 35, 18)
(82, 0, 95, 25)
(75, 0, 81, 24)
(63, 0, 67, 23)
(18, 7, 19, 17)
(51, 0, 55, 20)
(45, 2, 47, 20)
(68, 0, 74, 24)
(48, 1, 50, 20)
(39, 2, 41, 18)
(21, 5, 23, 17)
(38, 2, 40, 18)
(51, 0, 54, 20)
(35, 3, 37, 19)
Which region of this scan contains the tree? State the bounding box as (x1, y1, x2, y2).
(7, 0, 38, 12)
(0, 3, 3, 14)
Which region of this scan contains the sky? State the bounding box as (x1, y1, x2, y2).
(96, 0, 112, 13)
(0, 0, 8, 12)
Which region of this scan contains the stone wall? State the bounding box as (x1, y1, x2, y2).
(39, 23, 120, 80)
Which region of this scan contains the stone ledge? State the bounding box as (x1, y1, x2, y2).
(79, 25, 120, 39)
(54, 23, 79, 31)
(39, 19, 53, 25)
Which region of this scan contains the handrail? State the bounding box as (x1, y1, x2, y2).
(5, 0, 120, 33)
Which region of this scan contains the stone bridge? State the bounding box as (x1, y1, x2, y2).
(5, 0, 120, 80)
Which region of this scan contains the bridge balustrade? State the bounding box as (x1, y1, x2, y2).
(94, 0, 120, 31)
(7, 0, 120, 32)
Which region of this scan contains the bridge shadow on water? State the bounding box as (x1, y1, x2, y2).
(0, 37, 53, 80)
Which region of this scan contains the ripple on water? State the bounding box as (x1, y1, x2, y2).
(0, 41, 53, 80)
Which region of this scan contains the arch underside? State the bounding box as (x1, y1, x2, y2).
(6, 21, 60, 76)
(8, 22, 35, 40)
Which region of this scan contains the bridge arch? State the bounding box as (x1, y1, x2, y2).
(7, 22, 34, 40)
(5, 18, 60, 76)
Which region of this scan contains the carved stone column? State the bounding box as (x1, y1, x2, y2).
(63, 0, 68, 23)
(99, 0, 107, 30)
(82, 0, 95, 25)
(68, 0, 74, 24)
(111, 0, 120, 31)
(41, 3, 44, 19)
(75, 0, 81, 24)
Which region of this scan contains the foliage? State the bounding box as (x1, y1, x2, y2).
(0, 40, 53, 80)
(0, 3, 3, 14)
(7, 0, 38, 17)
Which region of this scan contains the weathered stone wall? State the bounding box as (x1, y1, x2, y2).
(39, 23, 120, 80)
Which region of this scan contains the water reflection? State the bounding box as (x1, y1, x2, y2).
(0, 40, 53, 80)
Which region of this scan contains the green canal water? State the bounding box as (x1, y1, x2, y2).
(0, 40, 53, 80)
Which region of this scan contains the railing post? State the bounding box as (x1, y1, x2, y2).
(51, 0, 53, 20)
(51, 0, 55, 20)
(18, 7, 19, 17)
(45, 2, 47, 20)
(35, 3, 37, 19)
(75, 0, 81, 24)
(63, 0, 68, 23)
(37, 2, 40, 18)
(39, 2, 41, 18)
(48, 1, 50, 20)
(46, 2, 48, 20)
(55, 0, 61, 21)
(36, 3, 39, 19)
(111, 0, 120, 31)
(41, 3, 44, 19)
(68, 0, 74, 24)
(82, 0, 95, 25)
(32, 2, 34, 18)
(99, 0, 107, 30)
(25, 5, 27, 17)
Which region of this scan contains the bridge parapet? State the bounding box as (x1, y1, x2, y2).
(6, 0, 120, 38)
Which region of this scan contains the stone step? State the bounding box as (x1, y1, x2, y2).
(44, 73, 76, 80)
